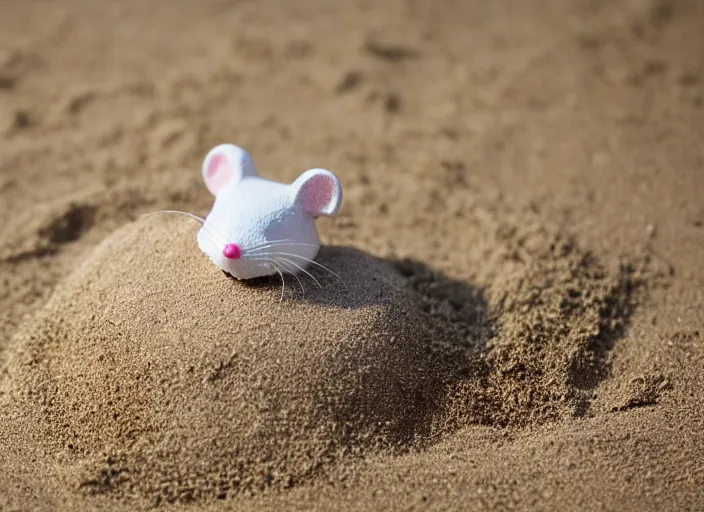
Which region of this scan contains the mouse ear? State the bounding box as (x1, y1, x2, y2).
(291, 168, 342, 217)
(202, 144, 258, 196)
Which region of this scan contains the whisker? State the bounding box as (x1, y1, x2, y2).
(246, 239, 322, 251)
(202, 223, 229, 242)
(246, 239, 299, 251)
(275, 266, 286, 302)
(277, 259, 306, 297)
(248, 252, 346, 288)
(247, 241, 321, 253)
(202, 226, 222, 245)
(143, 209, 232, 243)
(278, 257, 321, 288)
(264, 260, 286, 302)
(142, 209, 225, 246)
(192, 222, 227, 247)
(199, 224, 229, 247)
(143, 210, 205, 223)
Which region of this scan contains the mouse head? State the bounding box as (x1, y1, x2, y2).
(197, 144, 342, 280)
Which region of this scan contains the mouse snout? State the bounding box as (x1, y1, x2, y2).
(222, 243, 241, 260)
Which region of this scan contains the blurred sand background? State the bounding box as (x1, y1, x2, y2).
(0, 0, 703, 510)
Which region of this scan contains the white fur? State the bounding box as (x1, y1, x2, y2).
(198, 144, 342, 280)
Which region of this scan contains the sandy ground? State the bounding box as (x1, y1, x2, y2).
(1, 0, 703, 510)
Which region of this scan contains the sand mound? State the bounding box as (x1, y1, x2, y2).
(4, 212, 650, 505)
(5, 217, 464, 503)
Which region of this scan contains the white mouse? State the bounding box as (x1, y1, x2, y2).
(196, 143, 342, 280)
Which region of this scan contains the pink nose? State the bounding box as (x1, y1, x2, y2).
(222, 243, 241, 260)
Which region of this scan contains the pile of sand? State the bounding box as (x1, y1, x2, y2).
(5, 217, 462, 502)
(3, 211, 649, 505)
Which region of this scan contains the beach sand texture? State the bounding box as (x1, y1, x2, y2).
(1, 0, 703, 510)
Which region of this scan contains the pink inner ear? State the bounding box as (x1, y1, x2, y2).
(206, 154, 233, 194)
(301, 174, 335, 215)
